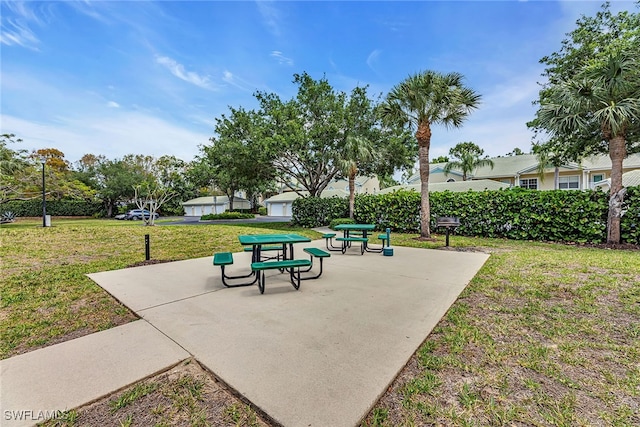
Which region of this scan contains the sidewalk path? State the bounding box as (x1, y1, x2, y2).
(0, 321, 189, 427)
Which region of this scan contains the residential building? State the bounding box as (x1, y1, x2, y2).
(406, 153, 640, 191)
(182, 196, 250, 218)
(263, 176, 380, 216)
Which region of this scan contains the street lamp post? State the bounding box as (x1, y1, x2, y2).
(41, 158, 47, 227)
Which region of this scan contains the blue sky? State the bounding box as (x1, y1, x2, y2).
(1, 0, 637, 171)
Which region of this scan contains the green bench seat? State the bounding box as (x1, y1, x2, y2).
(335, 237, 367, 255)
(303, 247, 331, 258)
(322, 233, 342, 252)
(213, 252, 256, 288)
(302, 247, 330, 279)
(213, 252, 233, 266)
(251, 259, 312, 294)
(251, 259, 311, 270)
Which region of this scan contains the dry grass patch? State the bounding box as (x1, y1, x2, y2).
(40, 359, 271, 427)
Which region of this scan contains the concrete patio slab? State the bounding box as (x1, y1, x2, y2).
(88, 241, 489, 427)
(0, 320, 190, 427)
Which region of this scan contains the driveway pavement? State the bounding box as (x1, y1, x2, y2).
(1, 238, 488, 427)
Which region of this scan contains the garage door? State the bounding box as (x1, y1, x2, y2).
(269, 203, 284, 216)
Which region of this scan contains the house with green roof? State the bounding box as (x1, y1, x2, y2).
(380, 179, 510, 194)
(406, 153, 640, 191)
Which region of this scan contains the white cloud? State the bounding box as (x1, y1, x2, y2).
(270, 50, 293, 66)
(426, 72, 543, 159)
(255, 0, 281, 36)
(155, 55, 216, 90)
(481, 73, 541, 111)
(0, 113, 210, 163)
(222, 70, 256, 93)
(366, 49, 381, 72)
(0, 18, 39, 49)
(107, 101, 120, 108)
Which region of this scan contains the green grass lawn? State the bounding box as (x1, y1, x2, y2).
(2, 218, 638, 426)
(0, 218, 320, 358)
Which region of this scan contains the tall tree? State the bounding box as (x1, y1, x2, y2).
(256, 73, 352, 197)
(507, 148, 525, 156)
(0, 134, 30, 203)
(196, 107, 275, 211)
(535, 52, 640, 243)
(338, 136, 373, 219)
(154, 155, 198, 215)
(430, 155, 449, 164)
(256, 73, 415, 198)
(532, 139, 574, 190)
(443, 142, 494, 181)
(380, 71, 481, 238)
(96, 158, 150, 216)
(530, 3, 640, 243)
(133, 181, 175, 226)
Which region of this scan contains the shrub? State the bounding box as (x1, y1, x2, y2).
(291, 196, 348, 227)
(290, 186, 640, 244)
(0, 199, 103, 217)
(329, 217, 355, 229)
(200, 212, 254, 220)
(258, 206, 267, 216)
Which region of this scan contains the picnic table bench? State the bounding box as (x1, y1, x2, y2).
(213, 252, 257, 288)
(213, 233, 330, 294)
(252, 259, 312, 294)
(333, 224, 386, 254)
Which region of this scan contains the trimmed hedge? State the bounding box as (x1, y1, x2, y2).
(329, 217, 355, 229)
(291, 196, 348, 227)
(200, 212, 255, 220)
(291, 187, 640, 244)
(0, 199, 103, 217)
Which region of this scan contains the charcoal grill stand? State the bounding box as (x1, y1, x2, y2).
(436, 217, 460, 247)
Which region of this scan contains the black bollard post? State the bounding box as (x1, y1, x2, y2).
(145, 234, 150, 260)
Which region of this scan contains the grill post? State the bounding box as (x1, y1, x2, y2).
(436, 217, 460, 247)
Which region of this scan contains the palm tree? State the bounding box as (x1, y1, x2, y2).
(443, 141, 494, 181)
(338, 135, 373, 219)
(532, 140, 573, 190)
(536, 52, 640, 244)
(380, 71, 481, 238)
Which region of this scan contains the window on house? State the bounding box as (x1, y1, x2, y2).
(592, 174, 604, 183)
(558, 175, 580, 190)
(519, 178, 538, 190)
(446, 178, 455, 182)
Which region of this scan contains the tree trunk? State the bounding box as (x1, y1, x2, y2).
(607, 135, 626, 244)
(554, 167, 559, 190)
(416, 121, 432, 238)
(348, 173, 355, 220)
(225, 189, 235, 211)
